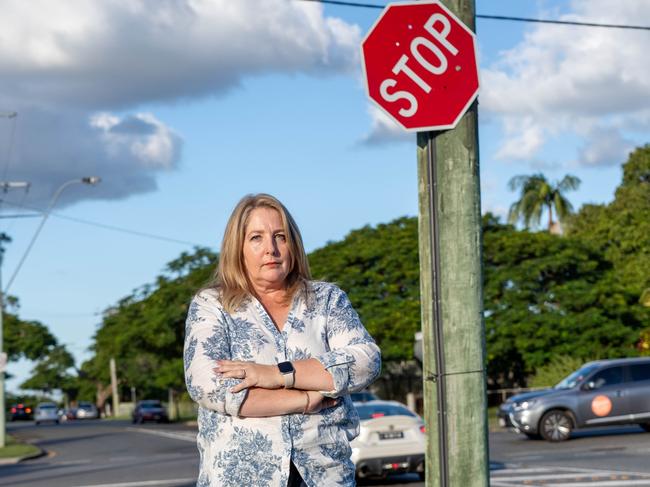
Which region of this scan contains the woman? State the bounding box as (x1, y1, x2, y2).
(184, 194, 381, 487)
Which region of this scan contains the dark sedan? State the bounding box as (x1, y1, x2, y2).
(132, 400, 169, 424)
(9, 403, 33, 421)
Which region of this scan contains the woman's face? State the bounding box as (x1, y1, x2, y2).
(242, 207, 291, 291)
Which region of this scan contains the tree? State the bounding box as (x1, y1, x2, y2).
(309, 217, 421, 361)
(508, 173, 581, 231)
(482, 215, 644, 388)
(20, 345, 76, 395)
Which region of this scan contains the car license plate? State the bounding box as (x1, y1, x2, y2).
(379, 431, 404, 440)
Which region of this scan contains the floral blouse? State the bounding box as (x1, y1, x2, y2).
(184, 281, 382, 487)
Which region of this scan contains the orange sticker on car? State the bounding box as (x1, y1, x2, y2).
(591, 395, 612, 417)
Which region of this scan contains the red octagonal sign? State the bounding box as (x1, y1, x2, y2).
(361, 0, 479, 132)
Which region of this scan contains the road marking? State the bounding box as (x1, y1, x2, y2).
(128, 427, 195, 442)
(491, 466, 650, 486)
(70, 479, 196, 487)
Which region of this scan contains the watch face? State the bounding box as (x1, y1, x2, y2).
(278, 361, 294, 374)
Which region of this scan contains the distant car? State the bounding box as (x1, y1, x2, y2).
(75, 401, 99, 419)
(132, 400, 169, 424)
(351, 400, 425, 480)
(35, 402, 60, 425)
(350, 390, 379, 403)
(498, 357, 650, 442)
(9, 403, 33, 421)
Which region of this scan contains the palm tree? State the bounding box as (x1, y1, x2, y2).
(507, 173, 581, 231)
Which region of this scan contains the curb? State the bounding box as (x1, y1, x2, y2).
(0, 447, 46, 465)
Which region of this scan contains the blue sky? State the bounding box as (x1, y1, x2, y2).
(1, 0, 648, 392)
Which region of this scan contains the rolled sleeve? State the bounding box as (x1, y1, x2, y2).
(317, 287, 382, 397)
(184, 290, 248, 416)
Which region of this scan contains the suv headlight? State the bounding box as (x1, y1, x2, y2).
(513, 399, 537, 411)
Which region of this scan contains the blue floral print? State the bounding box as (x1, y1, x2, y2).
(184, 282, 381, 486)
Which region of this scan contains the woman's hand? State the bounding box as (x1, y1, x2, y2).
(215, 360, 283, 393)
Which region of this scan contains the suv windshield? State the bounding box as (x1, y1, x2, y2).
(554, 363, 600, 390)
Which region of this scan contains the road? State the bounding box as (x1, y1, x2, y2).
(3, 421, 650, 486)
(1, 420, 198, 487)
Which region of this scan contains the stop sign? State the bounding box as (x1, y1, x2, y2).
(361, 0, 479, 132)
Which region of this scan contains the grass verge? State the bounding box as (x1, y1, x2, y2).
(0, 434, 41, 460)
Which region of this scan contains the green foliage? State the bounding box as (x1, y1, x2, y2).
(483, 219, 645, 387)
(309, 217, 420, 361)
(3, 312, 57, 362)
(20, 345, 75, 394)
(567, 145, 650, 356)
(508, 173, 581, 230)
(528, 355, 588, 388)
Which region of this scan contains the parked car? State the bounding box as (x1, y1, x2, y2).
(132, 400, 169, 424)
(9, 403, 33, 421)
(498, 357, 650, 442)
(75, 401, 99, 419)
(34, 402, 60, 425)
(350, 390, 379, 403)
(350, 400, 425, 480)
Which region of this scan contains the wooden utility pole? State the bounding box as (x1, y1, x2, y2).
(417, 1, 488, 485)
(110, 357, 119, 418)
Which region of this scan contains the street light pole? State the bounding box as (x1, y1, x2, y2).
(0, 181, 29, 449)
(0, 176, 100, 448)
(4, 177, 101, 294)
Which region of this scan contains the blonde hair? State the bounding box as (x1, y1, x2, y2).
(209, 194, 311, 312)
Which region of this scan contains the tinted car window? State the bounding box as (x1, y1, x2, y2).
(355, 403, 416, 420)
(589, 366, 624, 389)
(629, 363, 650, 382)
(555, 363, 600, 389)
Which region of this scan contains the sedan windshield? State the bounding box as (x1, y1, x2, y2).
(555, 363, 600, 390)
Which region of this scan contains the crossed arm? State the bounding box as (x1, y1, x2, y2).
(183, 289, 381, 418)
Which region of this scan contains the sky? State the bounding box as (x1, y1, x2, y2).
(1, 0, 649, 393)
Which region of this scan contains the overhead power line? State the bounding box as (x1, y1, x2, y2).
(0, 199, 209, 248)
(296, 0, 650, 31)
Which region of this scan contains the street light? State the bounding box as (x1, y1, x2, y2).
(4, 177, 101, 293)
(0, 176, 100, 447)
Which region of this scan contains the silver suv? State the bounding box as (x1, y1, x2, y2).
(498, 357, 650, 441)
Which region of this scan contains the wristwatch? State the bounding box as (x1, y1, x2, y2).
(277, 361, 295, 389)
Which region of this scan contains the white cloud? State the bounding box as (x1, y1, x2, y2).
(360, 106, 411, 146)
(494, 117, 545, 161)
(577, 126, 635, 168)
(481, 0, 650, 166)
(0, 0, 360, 207)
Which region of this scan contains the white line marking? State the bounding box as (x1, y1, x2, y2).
(128, 427, 196, 442)
(70, 479, 196, 487)
(550, 481, 650, 487)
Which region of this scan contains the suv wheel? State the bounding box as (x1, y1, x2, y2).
(540, 410, 573, 442)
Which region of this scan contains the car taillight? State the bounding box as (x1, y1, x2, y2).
(420, 425, 426, 434)
(26, 408, 32, 413)
(10, 408, 16, 413)
(371, 413, 385, 418)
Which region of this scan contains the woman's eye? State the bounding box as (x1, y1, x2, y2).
(250, 235, 262, 241)
(275, 234, 286, 242)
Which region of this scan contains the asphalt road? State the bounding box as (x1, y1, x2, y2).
(3, 420, 650, 486)
(1, 420, 198, 487)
